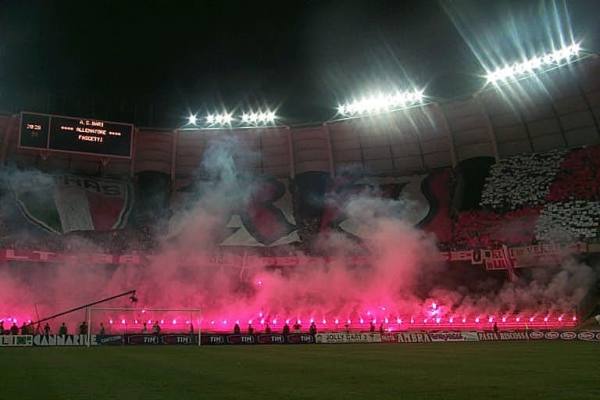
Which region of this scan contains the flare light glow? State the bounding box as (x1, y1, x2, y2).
(4, 308, 574, 334)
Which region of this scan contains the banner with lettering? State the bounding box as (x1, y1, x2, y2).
(12, 174, 132, 234)
(0, 335, 33, 346)
(32, 334, 96, 346)
(0, 241, 594, 270)
(314, 332, 382, 344)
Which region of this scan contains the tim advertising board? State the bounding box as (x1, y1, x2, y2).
(19, 112, 133, 158)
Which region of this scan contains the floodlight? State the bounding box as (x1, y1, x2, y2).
(206, 112, 233, 126)
(486, 42, 581, 83)
(240, 109, 277, 125)
(187, 114, 198, 125)
(337, 89, 425, 117)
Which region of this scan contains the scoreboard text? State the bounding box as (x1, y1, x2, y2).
(19, 112, 133, 158)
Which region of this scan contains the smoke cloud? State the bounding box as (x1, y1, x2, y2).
(0, 138, 597, 333)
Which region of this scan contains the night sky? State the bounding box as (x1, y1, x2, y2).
(0, 0, 598, 127)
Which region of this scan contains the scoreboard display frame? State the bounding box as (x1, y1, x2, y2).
(18, 111, 134, 159)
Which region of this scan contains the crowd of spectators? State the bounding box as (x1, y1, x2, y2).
(0, 320, 88, 336)
(535, 200, 600, 242)
(546, 146, 600, 202)
(0, 145, 599, 255)
(453, 208, 540, 249)
(455, 145, 600, 248)
(0, 225, 156, 254)
(480, 149, 566, 211)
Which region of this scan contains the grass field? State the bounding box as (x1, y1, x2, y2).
(2, 342, 599, 400)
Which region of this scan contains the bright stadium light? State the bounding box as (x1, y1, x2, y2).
(337, 89, 425, 117)
(206, 112, 233, 126)
(240, 110, 277, 125)
(187, 114, 198, 125)
(486, 42, 582, 84)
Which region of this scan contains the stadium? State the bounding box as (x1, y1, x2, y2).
(1, 1, 600, 399)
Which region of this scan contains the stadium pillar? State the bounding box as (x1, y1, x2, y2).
(548, 102, 569, 147)
(0, 115, 18, 165)
(575, 82, 600, 139)
(286, 126, 295, 178)
(322, 123, 335, 177)
(171, 129, 179, 185)
(86, 307, 92, 348)
(474, 95, 500, 161)
(129, 128, 140, 177)
(434, 104, 457, 168)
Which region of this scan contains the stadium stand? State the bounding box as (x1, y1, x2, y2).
(535, 201, 600, 242)
(453, 208, 541, 248)
(546, 146, 600, 202)
(0, 57, 599, 255)
(479, 149, 566, 210)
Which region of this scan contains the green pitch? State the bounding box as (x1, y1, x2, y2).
(2, 342, 599, 400)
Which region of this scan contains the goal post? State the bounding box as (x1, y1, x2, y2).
(87, 307, 202, 347)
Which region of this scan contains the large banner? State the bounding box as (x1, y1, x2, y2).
(0, 241, 593, 270)
(170, 173, 440, 247)
(445, 242, 588, 270)
(11, 174, 133, 234)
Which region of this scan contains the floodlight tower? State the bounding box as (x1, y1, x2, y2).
(334, 89, 427, 121)
(484, 42, 585, 85)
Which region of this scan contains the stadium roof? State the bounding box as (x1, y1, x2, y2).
(0, 0, 599, 127)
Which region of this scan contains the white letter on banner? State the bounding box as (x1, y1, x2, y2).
(5, 249, 29, 260)
(32, 251, 56, 262)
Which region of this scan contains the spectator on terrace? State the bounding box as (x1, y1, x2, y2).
(282, 323, 290, 335)
(152, 321, 161, 335)
(344, 324, 350, 333)
(142, 322, 148, 334)
(99, 323, 106, 336)
(0, 321, 4, 334)
(189, 323, 194, 334)
(79, 321, 88, 335)
(293, 322, 301, 333)
(20, 322, 28, 335)
(10, 323, 19, 335)
(264, 323, 272, 334)
(493, 322, 498, 333)
(379, 323, 385, 334)
(58, 322, 68, 336)
(247, 324, 254, 335)
(44, 323, 51, 336)
(309, 322, 317, 335)
(233, 323, 241, 335)
(369, 322, 375, 332)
